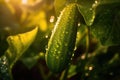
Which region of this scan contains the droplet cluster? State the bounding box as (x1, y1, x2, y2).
(0, 56, 10, 80)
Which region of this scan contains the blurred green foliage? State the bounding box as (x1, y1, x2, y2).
(0, 0, 120, 80)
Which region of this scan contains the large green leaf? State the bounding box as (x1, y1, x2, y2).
(54, 0, 97, 26)
(99, 0, 120, 4)
(5, 27, 38, 68)
(76, 23, 87, 47)
(21, 52, 45, 69)
(77, 0, 97, 26)
(91, 3, 120, 46)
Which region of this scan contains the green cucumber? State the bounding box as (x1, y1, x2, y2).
(45, 3, 78, 73)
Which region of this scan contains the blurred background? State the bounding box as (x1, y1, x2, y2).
(0, 0, 120, 80)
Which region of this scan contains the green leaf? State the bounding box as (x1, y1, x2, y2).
(5, 27, 38, 68)
(21, 52, 39, 69)
(67, 65, 77, 78)
(23, 11, 48, 32)
(99, 0, 120, 4)
(21, 52, 45, 69)
(91, 4, 120, 46)
(76, 23, 87, 47)
(77, 0, 97, 26)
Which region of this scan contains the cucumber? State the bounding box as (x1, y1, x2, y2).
(45, 3, 78, 73)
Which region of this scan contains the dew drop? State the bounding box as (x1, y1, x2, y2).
(72, 53, 74, 57)
(77, 32, 80, 35)
(56, 45, 59, 48)
(50, 50, 54, 53)
(45, 35, 48, 38)
(56, 56, 59, 59)
(45, 48, 48, 51)
(49, 16, 55, 23)
(95, 0, 98, 4)
(85, 73, 89, 76)
(78, 22, 81, 27)
(62, 31, 65, 34)
(81, 54, 85, 59)
(74, 46, 77, 51)
(109, 72, 114, 76)
(64, 43, 68, 47)
(90, 8, 92, 11)
(53, 54, 56, 57)
(0, 56, 11, 79)
(4, 26, 11, 32)
(92, 0, 99, 8)
(39, 52, 45, 57)
(54, 49, 57, 52)
(88, 66, 93, 71)
(68, 62, 71, 66)
(3, 61, 6, 65)
(68, 16, 71, 19)
(65, 31, 68, 34)
(58, 51, 61, 54)
(70, 57, 73, 60)
(88, 54, 92, 58)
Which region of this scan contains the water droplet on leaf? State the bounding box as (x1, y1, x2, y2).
(78, 22, 81, 27)
(85, 73, 89, 76)
(0, 56, 11, 79)
(50, 16, 55, 23)
(64, 43, 68, 47)
(45, 35, 48, 38)
(56, 56, 59, 59)
(65, 31, 68, 34)
(88, 66, 93, 71)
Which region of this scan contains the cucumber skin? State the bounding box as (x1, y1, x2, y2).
(45, 3, 78, 73)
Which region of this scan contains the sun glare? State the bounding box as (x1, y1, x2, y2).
(5, 0, 10, 2)
(21, 0, 28, 4)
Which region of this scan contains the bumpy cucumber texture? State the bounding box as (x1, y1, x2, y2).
(45, 3, 78, 73)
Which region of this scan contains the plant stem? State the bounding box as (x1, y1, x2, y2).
(81, 26, 90, 80)
(60, 65, 70, 80)
(85, 26, 90, 59)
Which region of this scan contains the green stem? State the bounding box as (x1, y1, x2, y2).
(39, 64, 47, 80)
(60, 65, 70, 80)
(81, 26, 90, 79)
(85, 26, 90, 59)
